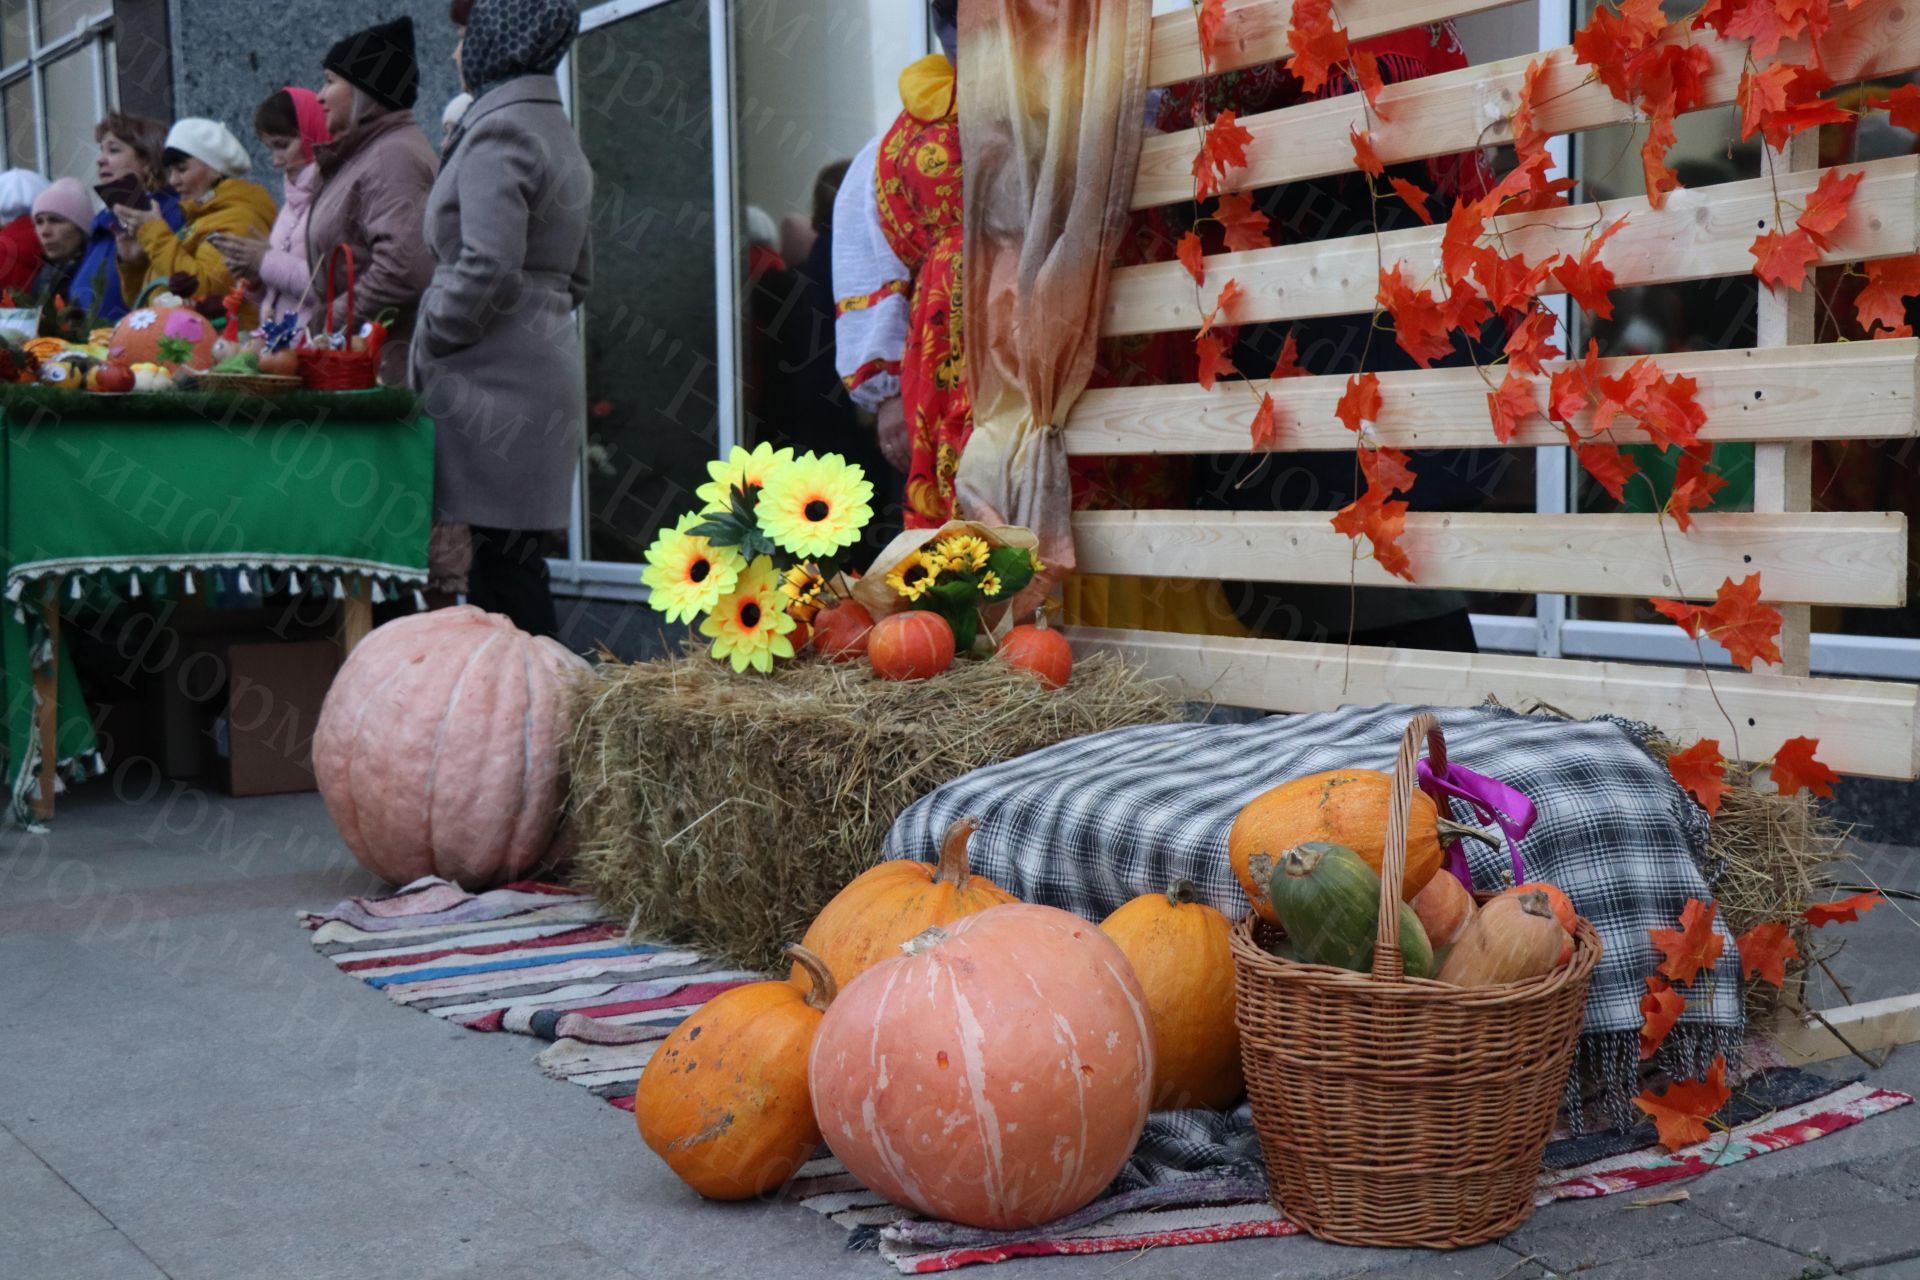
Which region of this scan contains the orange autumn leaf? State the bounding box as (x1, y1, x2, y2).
(1752, 228, 1821, 292)
(1215, 191, 1271, 252)
(1196, 0, 1228, 68)
(1855, 254, 1920, 334)
(1639, 976, 1685, 1060)
(1870, 83, 1920, 132)
(1378, 264, 1455, 368)
(1359, 443, 1417, 495)
(1504, 306, 1563, 375)
(1441, 196, 1493, 290)
(1335, 371, 1382, 433)
(1665, 446, 1728, 532)
(1770, 736, 1838, 799)
(1351, 126, 1385, 178)
(1651, 898, 1724, 987)
(1177, 231, 1206, 286)
(1271, 328, 1305, 380)
(1577, 436, 1641, 503)
(1249, 392, 1280, 451)
(1332, 488, 1414, 581)
(1573, 2, 1653, 103)
(1804, 890, 1882, 927)
(1351, 48, 1389, 118)
(1667, 738, 1730, 818)
(1387, 176, 1433, 224)
(1286, 0, 1348, 95)
(1705, 572, 1784, 671)
(1736, 921, 1798, 987)
(1548, 339, 1602, 424)
(1512, 56, 1555, 162)
(1634, 1054, 1730, 1151)
(1441, 280, 1494, 342)
(1195, 332, 1237, 390)
(1641, 109, 1681, 209)
(1214, 278, 1245, 324)
(1636, 41, 1715, 118)
(1192, 110, 1256, 199)
(1796, 166, 1863, 250)
(1488, 370, 1539, 444)
(1553, 216, 1629, 318)
(1480, 250, 1561, 316)
(1739, 62, 1851, 150)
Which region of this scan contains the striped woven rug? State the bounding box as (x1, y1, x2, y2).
(302, 877, 1913, 1275)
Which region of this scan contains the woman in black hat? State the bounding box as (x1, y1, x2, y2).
(304, 15, 439, 386)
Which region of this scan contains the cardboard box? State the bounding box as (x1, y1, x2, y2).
(208, 639, 341, 797)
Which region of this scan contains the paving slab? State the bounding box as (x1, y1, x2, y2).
(1765, 1204, 1920, 1275)
(0, 1126, 113, 1245)
(1842, 1261, 1920, 1280)
(1572, 1235, 1832, 1279)
(0, 1226, 168, 1279)
(1689, 1169, 1905, 1247)
(1345, 1243, 1546, 1278)
(1505, 1194, 1732, 1272)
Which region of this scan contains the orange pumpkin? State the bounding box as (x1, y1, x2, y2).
(1100, 880, 1241, 1110)
(107, 302, 218, 372)
(810, 903, 1153, 1230)
(791, 816, 1016, 994)
(636, 946, 836, 1200)
(997, 616, 1073, 688)
(1229, 770, 1470, 923)
(1498, 882, 1576, 964)
(811, 598, 873, 662)
(868, 610, 954, 680)
(1410, 868, 1477, 951)
(1436, 889, 1571, 987)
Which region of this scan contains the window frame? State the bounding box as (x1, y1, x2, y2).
(0, 1, 113, 178)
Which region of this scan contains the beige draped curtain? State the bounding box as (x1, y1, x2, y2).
(955, 0, 1153, 577)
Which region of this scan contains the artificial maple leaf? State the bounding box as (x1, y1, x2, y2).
(1271, 328, 1305, 379)
(1214, 278, 1246, 323)
(1650, 898, 1724, 986)
(1870, 83, 1920, 132)
(1736, 921, 1799, 987)
(1488, 370, 1540, 444)
(1548, 340, 1602, 424)
(1634, 1054, 1730, 1151)
(1855, 254, 1920, 334)
(1578, 437, 1641, 502)
(1359, 443, 1417, 494)
(1196, 0, 1228, 69)
(1650, 594, 1712, 639)
(1770, 736, 1838, 798)
(1740, 62, 1851, 150)
(1796, 167, 1863, 250)
(1351, 126, 1385, 178)
(1249, 392, 1280, 451)
(1639, 976, 1685, 1060)
(1592, 357, 1660, 435)
(1387, 176, 1433, 225)
(1641, 109, 1681, 209)
(1752, 228, 1821, 292)
(1378, 264, 1454, 368)
(1635, 368, 1708, 450)
(1332, 488, 1414, 580)
(1480, 250, 1561, 316)
(1286, 0, 1348, 95)
(1553, 217, 1629, 318)
(1573, 2, 1646, 103)
(1177, 231, 1206, 286)
(1214, 191, 1271, 252)
(1192, 110, 1256, 199)
(1441, 280, 1494, 342)
(1666, 446, 1729, 532)
(1804, 890, 1883, 927)
(1725, 0, 1826, 60)
(1504, 307, 1564, 375)
(1635, 41, 1715, 119)
(1706, 573, 1785, 670)
(1667, 738, 1730, 817)
(1351, 48, 1389, 120)
(1194, 333, 1237, 390)
(1335, 371, 1382, 433)
(1441, 197, 1494, 290)
(1512, 56, 1555, 163)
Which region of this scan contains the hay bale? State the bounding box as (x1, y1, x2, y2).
(569, 654, 1189, 971)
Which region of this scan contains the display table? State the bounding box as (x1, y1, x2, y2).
(0, 388, 434, 823)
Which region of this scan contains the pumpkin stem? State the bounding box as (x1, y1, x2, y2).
(1511, 888, 1554, 920)
(1165, 878, 1197, 907)
(1435, 817, 1503, 850)
(786, 943, 838, 1011)
(903, 925, 950, 956)
(933, 817, 980, 887)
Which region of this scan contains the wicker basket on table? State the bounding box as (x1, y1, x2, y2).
(298, 244, 379, 391)
(1229, 712, 1601, 1249)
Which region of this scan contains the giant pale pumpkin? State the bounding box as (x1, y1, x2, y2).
(790, 817, 1015, 995)
(635, 946, 835, 1200)
(1229, 769, 1487, 923)
(810, 904, 1153, 1230)
(314, 606, 588, 889)
(1100, 880, 1241, 1110)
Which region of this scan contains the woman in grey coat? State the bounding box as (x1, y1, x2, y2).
(413, 0, 591, 638)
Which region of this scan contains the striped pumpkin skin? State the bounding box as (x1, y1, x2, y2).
(314, 606, 589, 889)
(809, 904, 1154, 1231)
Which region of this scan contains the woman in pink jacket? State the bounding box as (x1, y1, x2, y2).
(213, 87, 331, 332)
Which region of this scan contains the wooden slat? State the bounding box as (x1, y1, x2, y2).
(1106, 156, 1920, 337)
(1067, 626, 1920, 779)
(1065, 340, 1920, 456)
(1135, 0, 1920, 208)
(1072, 511, 1907, 606)
(1145, 0, 1518, 89)
(1765, 993, 1920, 1064)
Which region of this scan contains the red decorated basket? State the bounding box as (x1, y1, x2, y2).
(298, 245, 379, 391)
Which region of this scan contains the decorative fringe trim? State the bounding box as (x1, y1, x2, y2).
(128, 573, 141, 599)
(370, 580, 385, 605)
(183, 569, 196, 595)
(4, 579, 20, 603)
(332, 576, 345, 599)
(68, 577, 81, 600)
(288, 570, 301, 594)
(236, 569, 251, 594)
(412, 589, 427, 611)
(1571, 1024, 1747, 1133)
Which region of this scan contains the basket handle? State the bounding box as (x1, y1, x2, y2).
(1372, 711, 1439, 982)
(324, 244, 356, 333)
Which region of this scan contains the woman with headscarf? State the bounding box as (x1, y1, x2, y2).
(209, 88, 332, 333)
(306, 16, 439, 384)
(0, 169, 48, 293)
(412, 0, 591, 638)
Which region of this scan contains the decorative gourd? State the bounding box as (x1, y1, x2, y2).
(810, 903, 1153, 1230)
(313, 606, 589, 889)
(996, 615, 1073, 688)
(868, 610, 955, 680)
(1411, 868, 1477, 951)
(1497, 882, 1576, 964)
(791, 817, 1015, 994)
(1100, 880, 1241, 1109)
(108, 303, 218, 372)
(1436, 889, 1570, 987)
(1264, 841, 1434, 977)
(636, 946, 836, 1200)
(811, 597, 873, 662)
(1229, 770, 1490, 923)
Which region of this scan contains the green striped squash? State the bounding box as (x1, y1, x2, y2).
(1265, 841, 1434, 978)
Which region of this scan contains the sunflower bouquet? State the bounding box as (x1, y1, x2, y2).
(882, 532, 1041, 653)
(640, 443, 874, 673)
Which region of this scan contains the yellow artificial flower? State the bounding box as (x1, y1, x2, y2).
(780, 563, 827, 623)
(1030, 551, 1047, 575)
(978, 571, 1003, 599)
(754, 452, 875, 559)
(699, 556, 797, 674)
(641, 511, 743, 624)
(933, 534, 990, 573)
(696, 442, 795, 512)
(886, 550, 939, 602)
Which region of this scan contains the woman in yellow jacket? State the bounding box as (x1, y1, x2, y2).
(113, 119, 277, 329)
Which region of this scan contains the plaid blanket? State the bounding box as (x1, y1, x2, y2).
(886, 702, 1742, 1151)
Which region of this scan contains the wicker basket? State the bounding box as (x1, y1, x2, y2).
(298, 245, 378, 391)
(1231, 712, 1601, 1249)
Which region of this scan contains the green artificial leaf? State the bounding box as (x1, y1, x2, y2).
(985, 546, 1036, 599)
(687, 513, 746, 547)
(926, 578, 978, 609)
(157, 336, 194, 364)
(948, 605, 980, 655)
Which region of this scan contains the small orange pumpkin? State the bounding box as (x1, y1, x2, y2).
(791, 817, 1015, 994)
(811, 598, 873, 662)
(868, 610, 954, 681)
(1436, 889, 1572, 987)
(1410, 868, 1477, 951)
(1498, 882, 1576, 964)
(635, 945, 836, 1200)
(1100, 880, 1241, 1110)
(997, 614, 1073, 688)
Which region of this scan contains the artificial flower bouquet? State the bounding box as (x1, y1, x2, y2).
(851, 522, 1044, 653)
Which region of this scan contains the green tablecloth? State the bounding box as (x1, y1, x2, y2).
(1, 394, 433, 822)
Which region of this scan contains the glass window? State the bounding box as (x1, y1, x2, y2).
(1, 0, 25, 67)
(42, 46, 94, 180)
(4, 77, 35, 170)
(36, 0, 99, 47)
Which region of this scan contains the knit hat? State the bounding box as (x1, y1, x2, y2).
(0, 168, 48, 222)
(324, 16, 419, 111)
(31, 177, 92, 231)
(164, 119, 252, 178)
